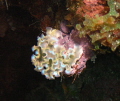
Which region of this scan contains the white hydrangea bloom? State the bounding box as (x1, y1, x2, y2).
(31, 27, 83, 79)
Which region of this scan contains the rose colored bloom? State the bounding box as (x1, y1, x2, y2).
(58, 34, 74, 50)
(76, 0, 109, 17)
(58, 29, 95, 74)
(83, 0, 107, 5)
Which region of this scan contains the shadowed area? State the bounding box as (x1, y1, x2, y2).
(0, 0, 120, 101)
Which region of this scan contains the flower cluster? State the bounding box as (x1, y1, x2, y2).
(31, 27, 86, 79)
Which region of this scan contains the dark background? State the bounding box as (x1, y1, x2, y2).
(0, 0, 120, 101)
